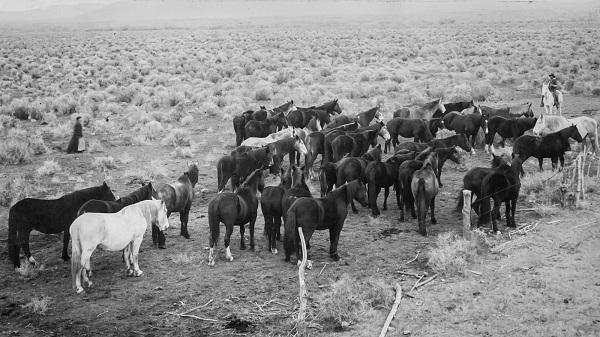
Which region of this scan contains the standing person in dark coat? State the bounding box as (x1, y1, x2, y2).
(66, 116, 84, 153)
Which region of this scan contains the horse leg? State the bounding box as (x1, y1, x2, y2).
(538, 157, 544, 171)
(383, 187, 390, 211)
(559, 155, 565, 170)
(491, 198, 500, 233)
(328, 226, 342, 262)
(273, 216, 281, 254)
(511, 199, 517, 227)
(180, 206, 191, 239)
(505, 200, 513, 228)
(151, 223, 158, 247)
(351, 200, 358, 214)
(430, 197, 437, 225)
(155, 224, 166, 249)
(224, 224, 234, 262)
(131, 239, 144, 277)
(239, 225, 246, 250)
(61, 229, 71, 262)
(249, 217, 256, 251)
(17, 229, 35, 266)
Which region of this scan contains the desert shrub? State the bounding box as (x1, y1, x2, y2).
(273, 70, 289, 84)
(427, 232, 477, 276)
(10, 99, 31, 120)
(592, 88, 600, 96)
(171, 252, 192, 264)
(520, 170, 561, 195)
(52, 94, 78, 115)
(180, 114, 194, 126)
(126, 107, 151, 125)
(41, 112, 58, 124)
(162, 128, 191, 147)
(571, 82, 585, 95)
(0, 138, 31, 165)
(36, 160, 61, 177)
(407, 89, 426, 105)
(140, 120, 164, 140)
(200, 101, 219, 117)
(175, 147, 194, 158)
(16, 262, 46, 280)
(315, 274, 393, 329)
(27, 133, 47, 155)
(124, 160, 169, 183)
(21, 296, 51, 315)
(47, 122, 71, 140)
(94, 156, 116, 170)
(320, 68, 333, 78)
(470, 82, 495, 101)
(0, 177, 34, 207)
(87, 139, 105, 153)
(165, 90, 185, 107)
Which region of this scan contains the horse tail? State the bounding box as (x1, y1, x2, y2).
(415, 178, 427, 234)
(593, 121, 599, 154)
(7, 205, 19, 267)
(217, 158, 227, 193)
(283, 204, 298, 262)
(70, 224, 82, 291)
(478, 180, 492, 225)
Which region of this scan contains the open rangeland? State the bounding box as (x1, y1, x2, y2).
(1, 1, 600, 336)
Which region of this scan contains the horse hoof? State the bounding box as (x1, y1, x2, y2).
(158, 245, 166, 249)
(181, 232, 190, 239)
(331, 254, 340, 261)
(127, 269, 134, 277)
(306, 260, 313, 270)
(87, 281, 93, 288)
(62, 256, 70, 262)
(208, 260, 215, 267)
(75, 287, 84, 294)
(431, 218, 437, 225)
(240, 245, 246, 251)
(134, 270, 143, 277)
(227, 256, 234, 262)
(439, 183, 444, 188)
(271, 248, 278, 255)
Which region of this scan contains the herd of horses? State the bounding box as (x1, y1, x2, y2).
(5, 95, 599, 293)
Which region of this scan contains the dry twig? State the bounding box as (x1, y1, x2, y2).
(403, 251, 420, 265)
(414, 274, 438, 289)
(378, 284, 402, 337)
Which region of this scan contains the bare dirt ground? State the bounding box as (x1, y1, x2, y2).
(1, 1, 600, 335)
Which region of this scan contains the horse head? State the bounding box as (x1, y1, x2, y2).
(155, 199, 170, 231)
(100, 182, 117, 201)
(347, 179, 368, 207)
(294, 135, 308, 156)
(241, 169, 264, 194)
(332, 99, 342, 114)
(568, 124, 584, 142)
(379, 125, 391, 141)
(531, 114, 546, 135)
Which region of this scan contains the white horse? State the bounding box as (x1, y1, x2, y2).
(241, 127, 297, 147)
(70, 199, 169, 294)
(532, 114, 598, 154)
(541, 81, 563, 116)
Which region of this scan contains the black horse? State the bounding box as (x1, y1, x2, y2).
(233, 109, 259, 146)
(261, 166, 293, 254)
(414, 146, 461, 187)
(245, 112, 288, 138)
(411, 152, 440, 236)
(484, 116, 537, 150)
(365, 151, 416, 216)
(512, 124, 583, 173)
(396, 159, 423, 221)
(154, 163, 199, 248)
(304, 122, 358, 177)
(217, 145, 273, 192)
(8, 182, 116, 268)
(456, 153, 507, 216)
(432, 100, 475, 118)
(478, 157, 523, 232)
(207, 169, 264, 266)
(282, 166, 313, 222)
(284, 179, 368, 267)
(325, 106, 381, 129)
(441, 111, 486, 153)
(288, 99, 342, 128)
(78, 182, 155, 216)
(386, 118, 434, 147)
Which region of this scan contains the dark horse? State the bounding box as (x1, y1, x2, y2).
(396, 159, 423, 222)
(394, 134, 473, 154)
(8, 182, 116, 268)
(442, 111, 486, 154)
(245, 112, 288, 138)
(233, 110, 255, 146)
(325, 106, 381, 128)
(207, 169, 264, 266)
(365, 151, 416, 216)
(512, 124, 582, 173)
(414, 146, 462, 187)
(456, 153, 507, 216)
(153, 163, 199, 248)
(479, 156, 523, 232)
(386, 118, 434, 148)
(484, 116, 537, 151)
(282, 165, 313, 222)
(288, 99, 342, 128)
(481, 102, 533, 119)
(284, 179, 368, 268)
(432, 100, 475, 119)
(304, 122, 358, 177)
(77, 182, 155, 216)
(261, 166, 293, 255)
(411, 152, 439, 236)
(217, 145, 273, 192)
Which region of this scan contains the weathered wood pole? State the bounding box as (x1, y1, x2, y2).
(462, 190, 472, 240)
(297, 227, 308, 328)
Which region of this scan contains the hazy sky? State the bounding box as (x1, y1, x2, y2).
(0, 0, 118, 11)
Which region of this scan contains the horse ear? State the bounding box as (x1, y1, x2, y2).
(103, 181, 108, 187)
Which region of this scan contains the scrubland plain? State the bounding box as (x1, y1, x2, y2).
(1, 1, 600, 336)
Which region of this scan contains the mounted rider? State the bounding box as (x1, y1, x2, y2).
(541, 73, 562, 108)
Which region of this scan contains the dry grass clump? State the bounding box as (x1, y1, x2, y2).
(314, 273, 393, 330)
(140, 120, 164, 141)
(15, 261, 46, 280)
(520, 170, 561, 197)
(427, 232, 478, 276)
(0, 138, 31, 165)
(87, 139, 105, 153)
(36, 159, 62, 177)
(94, 156, 117, 170)
(162, 128, 191, 147)
(170, 252, 193, 264)
(0, 176, 34, 207)
(125, 160, 169, 183)
(175, 147, 194, 158)
(21, 295, 51, 315)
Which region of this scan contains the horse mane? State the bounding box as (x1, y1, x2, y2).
(183, 164, 199, 186)
(422, 99, 440, 110)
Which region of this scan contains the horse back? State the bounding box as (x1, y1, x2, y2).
(156, 183, 179, 212)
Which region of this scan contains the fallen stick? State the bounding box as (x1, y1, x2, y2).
(415, 274, 438, 289)
(181, 299, 214, 315)
(572, 220, 596, 230)
(297, 227, 308, 324)
(396, 271, 423, 278)
(403, 251, 420, 265)
(409, 275, 424, 293)
(468, 270, 482, 276)
(319, 263, 328, 276)
(378, 283, 402, 337)
(165, 312, 220, 322)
